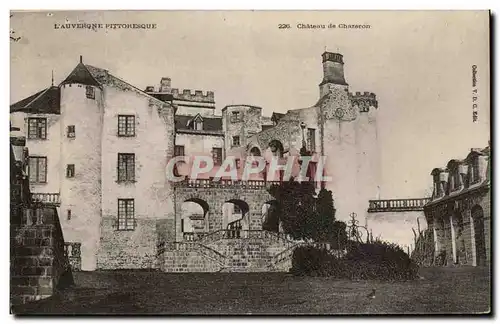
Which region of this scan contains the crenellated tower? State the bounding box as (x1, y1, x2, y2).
(317, 51, 381, 222)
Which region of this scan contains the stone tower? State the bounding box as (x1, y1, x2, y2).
(222, 105, 263, 154)
(318, 52, 380, 223)
(59, 60, 104, 271)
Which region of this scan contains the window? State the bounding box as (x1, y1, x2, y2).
(67, 125, 75, 138)
(451, 171, 460, 191)
(174, 145, 185, 157)
(117, 199, 135, 230)
(67, 210, 72, 221)
(117, 153, 135, 182)
(433, 175, 442, 197)
(28, 156, 47, 183)
(230, 111, 242, 123)
(66, 164, 75, 178)
(234, 204, 242, 214)
(471, 158, 480, 183)
(118, 115, 135, 137)
(235, 158, 241, 169)
(212, 147, 223, 165)
(232, 136, 240, 147)
(307, 128, 316, 152)
(28, 118, 47, 140)
(86, 86, 95, 99)
(194, 120, 203, 131)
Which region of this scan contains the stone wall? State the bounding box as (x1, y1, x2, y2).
(173, 185, 275, 241)
(97, 218, 158, 269)
(11, 207, 73, 306)
(424, 185, 490, 267)
(161, 250, 224, 272)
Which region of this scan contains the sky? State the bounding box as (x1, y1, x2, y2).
(9, 10, 490, 198)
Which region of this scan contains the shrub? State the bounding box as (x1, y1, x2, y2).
(290, 241, 419, 280)
(291, 246, 342, 276)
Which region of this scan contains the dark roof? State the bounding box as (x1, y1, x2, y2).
(10, 86, 61, 114)
(60, 62, 101, 87)
(271, 112, 285, 123)
(262, 124, 275, 131)
(175, 114, 222, 131)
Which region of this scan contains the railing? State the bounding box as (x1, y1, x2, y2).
(198, 229, 296, 247)
(30, 193, 61, 206)
(226, 219, 243, 238)
(183, 232, 199, 241)
(367, 198, 431, 212)
(64, 242, 82, 271)
(175, 177, 282, 189)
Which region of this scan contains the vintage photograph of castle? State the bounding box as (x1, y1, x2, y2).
(9, 10, 491, 314)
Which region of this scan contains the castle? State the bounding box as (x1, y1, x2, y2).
(10, 52, 384, 271)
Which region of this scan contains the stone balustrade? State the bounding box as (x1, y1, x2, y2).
(175, 177, 282, 189)
(367, 198, 431, 212)
(30, 193, 61, 206)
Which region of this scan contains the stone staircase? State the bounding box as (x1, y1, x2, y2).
(159, 230, 300, 272)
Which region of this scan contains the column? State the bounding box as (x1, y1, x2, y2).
(450, 214, 457, 264)
(432, 222, 439, 260)
(469, 210, 477, 266)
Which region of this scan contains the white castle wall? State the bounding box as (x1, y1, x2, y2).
(97, 85, 176, 269)
(59, 83, 103, 271)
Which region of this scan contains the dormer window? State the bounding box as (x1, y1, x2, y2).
(189, 114, 204, 131)
(450, 170, 461, 191)
(194, 119, 203, 131)
(433, 174, 442, 198)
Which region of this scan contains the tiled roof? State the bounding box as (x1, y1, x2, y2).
(10, 86, 61, 114)
(10, 60, 170, 115)
(271, 112, 285, 123)
(60, 63, 101, 87)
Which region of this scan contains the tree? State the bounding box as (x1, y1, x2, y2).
(268, 177, 347, 244)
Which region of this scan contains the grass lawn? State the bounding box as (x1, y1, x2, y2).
(12, 266, 491, 315)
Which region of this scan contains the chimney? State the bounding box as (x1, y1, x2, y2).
(80, 55, 83, 63)
(319, 52, 347, 86)
(160, 77, 171, 93)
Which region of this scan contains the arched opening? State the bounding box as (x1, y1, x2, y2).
(268, 139, 284, 158)
(471, 205, 486, 266)
(222, 199, 250, 238)
(181, 198, 209, 241)
(249, 146, 262, 157)
(261, 200, 281, 233)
